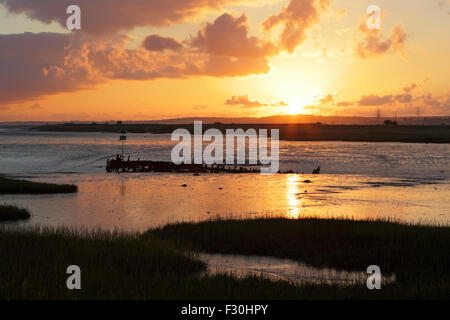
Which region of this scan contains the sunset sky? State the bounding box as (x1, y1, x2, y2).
(0, 0, 449, 121)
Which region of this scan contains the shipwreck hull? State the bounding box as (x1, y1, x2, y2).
(105, 158, 262, 174)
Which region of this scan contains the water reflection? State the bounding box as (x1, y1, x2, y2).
(1, 173, 449, 231)
(2, 129, 449, 179)
(286, 175, 301, 219)
(120, 178, 126, 197)
(200, 253, 396, 286)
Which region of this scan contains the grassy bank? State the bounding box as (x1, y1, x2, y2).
(0, 205, 31, 222)
(34, 123, 450, 143)
(0, 226, 370, 300)
(148, 217, 450, 298)
(0, 227, 205, 299)
(149, 218, 450, 274)
(1, 218, 449, 299)
(0, 176, 77, 194)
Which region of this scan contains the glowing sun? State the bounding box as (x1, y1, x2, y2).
(286, 98, 303, 115)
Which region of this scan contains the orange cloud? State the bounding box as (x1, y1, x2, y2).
(199, 54, 271, 77)
(403, 83, 418, 93)
(143, 35, 183, 52)
(272, 101, 288, 107)
(225, 95, 288, 108)
(0, 32, 101, 104)
(357, 93, 415, 106)
(0, 0, 247, 34)
(263, 0, 330, 53)
(191, 13, 277, 58)
(0, 1, 332, 105)
(225, 95, 266, 108)
(0, 25, 274, 104)
(402, 78, 430, 93)
(358, 94, 393, 106)
(355, 22, 407, 59)
(314, 92, 335, 104)
(336, 101, 353, 107)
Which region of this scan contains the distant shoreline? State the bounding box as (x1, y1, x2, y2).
(32, 123, 450, 143)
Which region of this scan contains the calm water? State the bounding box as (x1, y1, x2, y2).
(199, 253, 396, 286)
(1, 128, 449, 230)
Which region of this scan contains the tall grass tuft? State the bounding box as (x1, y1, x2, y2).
(0, 205, 31, 222)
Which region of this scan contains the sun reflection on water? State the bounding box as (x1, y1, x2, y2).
(286, 174, 302, 219)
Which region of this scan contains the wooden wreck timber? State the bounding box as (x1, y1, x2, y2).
(104, 127, 310, 174)
(106, 156, 263, 173)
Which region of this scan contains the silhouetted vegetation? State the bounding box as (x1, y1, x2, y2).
(148, 217, 450, 298)
(384, 120, 398, 126)
(1, 218, 448, 299)
(0, 177, 77, 194)
(34, 123, 450, 143)
(149, 217, 450, 275)
(0, 205, 30, 222)
(0, 227, 204, 299)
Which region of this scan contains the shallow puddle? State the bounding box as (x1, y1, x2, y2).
(199, 253, 396, 286)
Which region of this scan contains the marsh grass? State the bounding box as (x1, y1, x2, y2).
(1, 226, 371, 299)
(0, 176, 77, 194)
(148, 217, 450, 298)
(1, 218, 449, 299)
(0, 205, 31, 222)
(0, 226, 206, 299)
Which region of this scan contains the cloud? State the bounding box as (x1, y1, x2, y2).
(225, 95, 287, 108)
(390, 25, 407, 52)
(75, 34, 272, 80)
(143, 35, 183, 52)
(304, 91, 341, 114)
(303, 103, 335, 114)
(402, 78, 429, 94)
(336, 80, 434, 109)
(336, 101, 353, 107)
(307, 87, 449, 115)
(358, 93, 416, 106)
(191, 13, 277, 58)
(0, 0, 247, 34)
(314, 92, 335, 104)
(0, 30, 274, 104)
(422, 94, 442, 107)
(263, 0, 330, 53)
(0, 2, 329, 105)
(225, 95, 266, 108)
(355, 22, 407, 59)
(0, 32, 100, 104)
(358, 94, 393, 106)
(403, 83, 417, 93)
(197, 54, 271, 77)
(394, 94, 413, 103)
(272, 101, 288, 107)
(417, 93, 450, 114)
(83, 13, 276, 79)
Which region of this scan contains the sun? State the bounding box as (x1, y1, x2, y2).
(286, 98, 303, 115)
